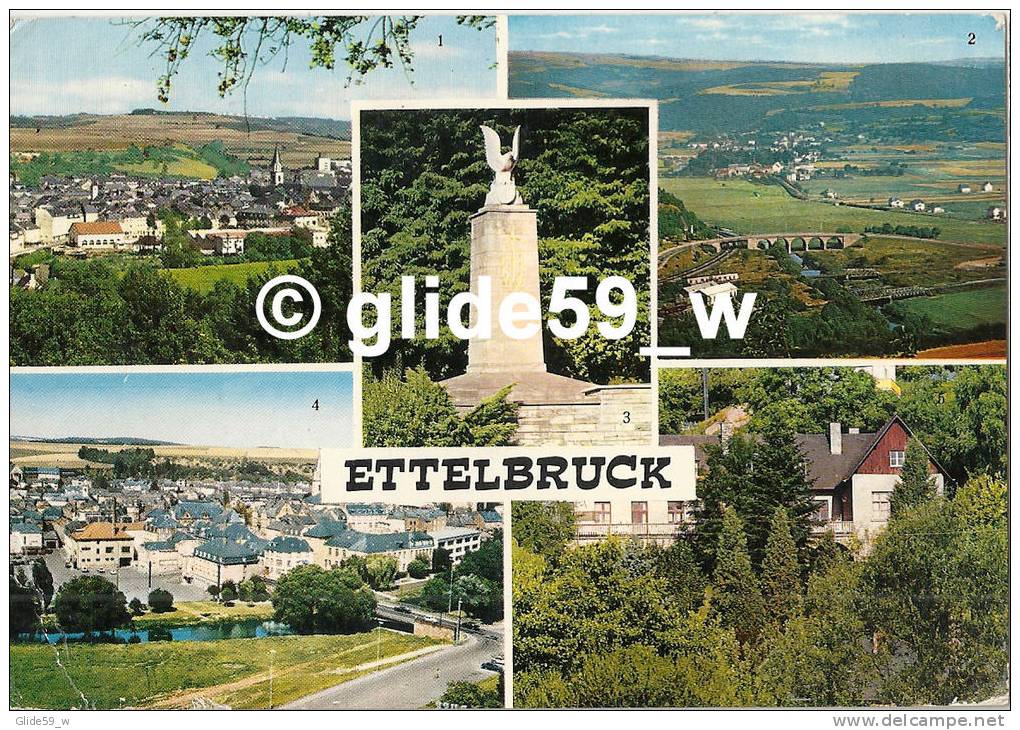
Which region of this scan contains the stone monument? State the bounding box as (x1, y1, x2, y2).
(439, 125, 651, 445)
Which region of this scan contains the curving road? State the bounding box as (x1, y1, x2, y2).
(282, 631, 503, 709)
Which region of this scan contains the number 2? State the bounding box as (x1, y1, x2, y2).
(967, 32, 976, 45)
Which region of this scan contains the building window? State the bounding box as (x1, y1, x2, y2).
(812, 499, 831, 522)
(889, 450, 905, 468)
(631, 501, 648, 525)
(593, 502, 611, 524)
(872, 491, 892, 521)
(667, 501, 685, 524)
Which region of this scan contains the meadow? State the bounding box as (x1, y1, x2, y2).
(10, 630, 441, 710)
(893, 285, 1007, 333)
(663, 178, 1006, 247)
(164, 259, 301, 294)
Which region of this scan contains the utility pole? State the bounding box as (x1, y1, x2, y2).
(269, 649, 275, 709)
(702, 367, 710, 421)
(454, 597, 463, 642)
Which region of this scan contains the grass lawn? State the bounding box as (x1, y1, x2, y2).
(893, 285, 1007, 333)
(164, 259, 301, 294)
(663, 178, 1006, 247)
(132, 600, 274, 628)
(10, 629, 442, 710)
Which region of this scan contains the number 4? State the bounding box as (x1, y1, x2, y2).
(312, 399, 319, 411)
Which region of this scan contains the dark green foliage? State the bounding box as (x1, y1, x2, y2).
(759, 507, 802, 626)
(431, 548, 453, 575)
(439, 679, 503, 708)
(31, 559, 54, 611)
(10, 206, 353, 366)
(861, 490, 1008, 704)
(863, 223, 940, 239)
(147, 588, 174, 613)
(10, 577, 41, 638)
(362, 368, 517, 447)
(407, 558, 430, 580)
(889, 439, 936, 517)
(510, 502, 576, 563)
(419, 534, 503, 621)
(692, 427, 817, 571)
(52, 577, 130, 634)
(271, 565, 375, 634)
(219, 580, 238, 602)
(659, 188, 714, 240)
(128, 597, 145, 616)
(711, 508, 765, 645)
(360, 107, 650, 384)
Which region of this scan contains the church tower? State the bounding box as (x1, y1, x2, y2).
(271, 145, 284, 186)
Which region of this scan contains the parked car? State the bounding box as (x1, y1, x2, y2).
(64, 561, 71, 569)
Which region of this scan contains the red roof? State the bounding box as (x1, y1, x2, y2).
(70, 221, 123, 236)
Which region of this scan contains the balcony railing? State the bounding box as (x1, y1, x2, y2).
(811, 520, 854, 536)
(575, 521, 688, 540)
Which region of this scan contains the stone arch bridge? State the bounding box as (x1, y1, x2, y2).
(659, 232, 862, 265)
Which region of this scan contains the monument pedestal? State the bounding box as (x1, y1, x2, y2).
(440, 204, 595, 408)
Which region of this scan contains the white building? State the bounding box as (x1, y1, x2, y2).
(429, 527, 482, 564)
(69, 221, 129, 249)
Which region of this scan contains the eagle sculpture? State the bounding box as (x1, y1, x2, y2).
(480, 124, 523, 206)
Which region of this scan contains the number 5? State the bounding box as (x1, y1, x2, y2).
(547, 276, 590, 339)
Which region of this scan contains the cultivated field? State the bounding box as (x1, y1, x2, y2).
(663, 178, 1006, 247)
(892, 285, 1007, 333)
(10, 113, 350, 167)
(10, 630, 441, 710)
(9, 441, 317, 466)
(164, 259, 301, 294)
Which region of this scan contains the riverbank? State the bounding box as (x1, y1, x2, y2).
(10, 629, 443, 709)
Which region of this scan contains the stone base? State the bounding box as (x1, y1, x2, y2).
(439, 371, 653, 446)
(440, 369, 596, 408)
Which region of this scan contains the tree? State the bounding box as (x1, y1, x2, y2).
(510, 502, 577, 563)
(759, 507, 802, 627)
(131, 16, 494, 103)
(693, 426, 816, 571)
(10, 577, 41, 638)
(407, 558, 430, 579)
(52, 576, 130, 635)
(363, 368, 517, 447)
(129, 597, 145, 616)
(652, 538, 707, 617)
(271, 565, 375, 634)
(220, 580, 238, 602)
(890, 438, 936, 518)
(711, 507, 766, 645)
(456, 530, 503, 583)
(238, 579, 255, 602)
(439, 679, 503, 708)
(363, 555, 398, 590)
(31, 559, 54, 611)
(148, 588, 174, 613)
(861, 497, 1007, 704)
(431, 548, 453, 575)
(207, 584, 221, 602)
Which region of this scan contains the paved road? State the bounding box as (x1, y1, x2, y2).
(283, 632, 502, 709)
(38, 551, 209, 602)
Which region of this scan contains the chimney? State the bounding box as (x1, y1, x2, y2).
(829, 422, 842, 455)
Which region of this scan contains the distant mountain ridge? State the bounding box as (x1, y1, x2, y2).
(11, 435, 180, 446)
(509, 51, 1006, 136)
(11, 109, 351, 140)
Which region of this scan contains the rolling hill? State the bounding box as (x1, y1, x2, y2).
(509, 51, 1006, 138)
(9, 109, 351, 167)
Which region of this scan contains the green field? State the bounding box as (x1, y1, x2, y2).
(806, 236, 1004, 288)
(10, 629, 441, 710)
(663, 178, 1006, 247)
(132, 600, 274, 628)
(893, 285, 1007, 332)
(164, 259, 301, 293)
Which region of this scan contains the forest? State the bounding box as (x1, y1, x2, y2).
(359, 107, 651, 385)
(513, 365, 1007, 707)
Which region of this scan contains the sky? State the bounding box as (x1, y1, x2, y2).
(10, 15, 497, 118)
(509, 13, 1007, 64)
(10, 370, 354, 449)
